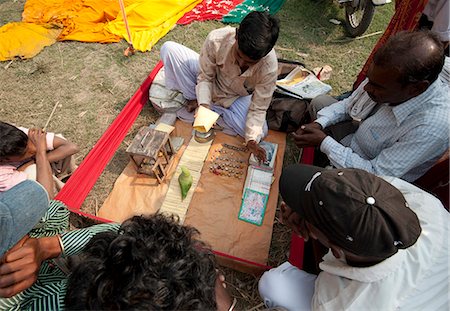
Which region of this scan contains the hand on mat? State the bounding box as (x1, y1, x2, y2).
(0, 235, 61, 298)
(215, 271, 233, 311)
(247, 140, 267, 164)
(28, 128, 47, 155)
(280, 201, 310, 241)
(292, 122, 326, 148)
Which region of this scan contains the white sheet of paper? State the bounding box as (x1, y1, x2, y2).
(193, 106, 219, 133)
(155, 123, 175, 134)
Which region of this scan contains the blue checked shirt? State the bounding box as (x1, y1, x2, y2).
(315, 78, 449, 182)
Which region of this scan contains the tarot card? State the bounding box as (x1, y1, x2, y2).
(238, 189, 269, 226)
(249, 141, 278, 169)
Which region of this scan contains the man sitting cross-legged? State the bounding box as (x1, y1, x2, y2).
(293, 31, 449, 182)
(160, 11, 279, 162)
(258, 164, 449, 310)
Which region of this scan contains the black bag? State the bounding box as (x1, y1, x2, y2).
(266, 59, 310, 132)
(267, 93, 309, 132)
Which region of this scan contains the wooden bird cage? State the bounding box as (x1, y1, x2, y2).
(126, 126, 174, 183)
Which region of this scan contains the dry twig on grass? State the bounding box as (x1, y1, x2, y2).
(43, 101, 60, 131)
(4, 60, 13, 70)
(329, 30, 384, 43)
(276, 46, 309, 58)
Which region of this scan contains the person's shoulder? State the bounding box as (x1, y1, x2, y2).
(423, 81, 449, 123)
(207, 26, 236, 42)
(258, 49, 278, 74)
(264, 49, 278, 65)
(382, 176, 447, 216)
(405, 79, 449, 126)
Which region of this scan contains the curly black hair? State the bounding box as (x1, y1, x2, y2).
(0, 121, 28, 159)
(65, 214, 217, 310)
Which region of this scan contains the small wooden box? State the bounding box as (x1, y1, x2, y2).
(126, 127, 174, 183)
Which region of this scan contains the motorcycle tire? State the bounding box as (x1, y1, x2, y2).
(344, 0, 375, 37)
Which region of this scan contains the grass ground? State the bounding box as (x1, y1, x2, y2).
(0, 0, 393, 308)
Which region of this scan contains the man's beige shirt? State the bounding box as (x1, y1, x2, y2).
(196, 26, 278, 143)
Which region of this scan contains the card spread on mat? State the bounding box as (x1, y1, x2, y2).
(238, 189, 268, 226)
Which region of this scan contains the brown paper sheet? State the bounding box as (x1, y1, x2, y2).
(99, 121, 286, 273)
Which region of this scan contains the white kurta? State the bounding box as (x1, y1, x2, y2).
(259, 177, 449, 311)
(313, 177, 449, 311)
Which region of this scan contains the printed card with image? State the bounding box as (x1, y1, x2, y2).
(238, 189, 269, 226)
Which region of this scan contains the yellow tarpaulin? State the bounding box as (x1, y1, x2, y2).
(0, 23, 62, 61)
(106, 0, 202, 51)
(0, 0, 201, 61)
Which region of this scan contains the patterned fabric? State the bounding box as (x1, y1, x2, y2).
(177, 0, 243, 25)
(222, 0, 286, 23)
(0, 200, 119, 310)
(28, 200, 69, 238)
(315, 78, 450, 182)
(0, 166, 27, 192)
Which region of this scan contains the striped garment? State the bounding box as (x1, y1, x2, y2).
(315, 78, 449, 182)
(0, 200, 119, 310)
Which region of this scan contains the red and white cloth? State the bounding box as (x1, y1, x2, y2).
(177, 0, 243, 25)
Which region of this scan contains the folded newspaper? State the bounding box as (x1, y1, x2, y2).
(276, 66, 332, 99)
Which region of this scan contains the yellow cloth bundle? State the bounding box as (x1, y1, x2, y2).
(0, 0, 201, 61)
(0, 22, 62, 61)
(106, 0, 202, 51)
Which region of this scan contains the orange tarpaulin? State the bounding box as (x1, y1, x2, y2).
(22, 0, 121, 43)
(0, 23, 62, 60)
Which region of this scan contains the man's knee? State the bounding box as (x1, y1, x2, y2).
(258, 262, 316, 310)
(309, 95, 338, 120)
(160, 41, 179, 62)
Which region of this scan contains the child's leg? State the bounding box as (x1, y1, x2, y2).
(51, 134, 77, 180)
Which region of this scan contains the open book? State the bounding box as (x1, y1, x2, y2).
(276, 66, 332, 99)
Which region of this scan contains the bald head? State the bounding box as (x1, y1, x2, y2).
(373, 31, 445, 86)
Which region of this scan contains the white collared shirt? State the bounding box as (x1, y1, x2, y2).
(315, 78, 449, 181)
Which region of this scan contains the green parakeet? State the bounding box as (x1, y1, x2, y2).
(178, 166, 193, 200)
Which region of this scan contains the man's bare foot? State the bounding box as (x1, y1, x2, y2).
(186, 99, 198, 113)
